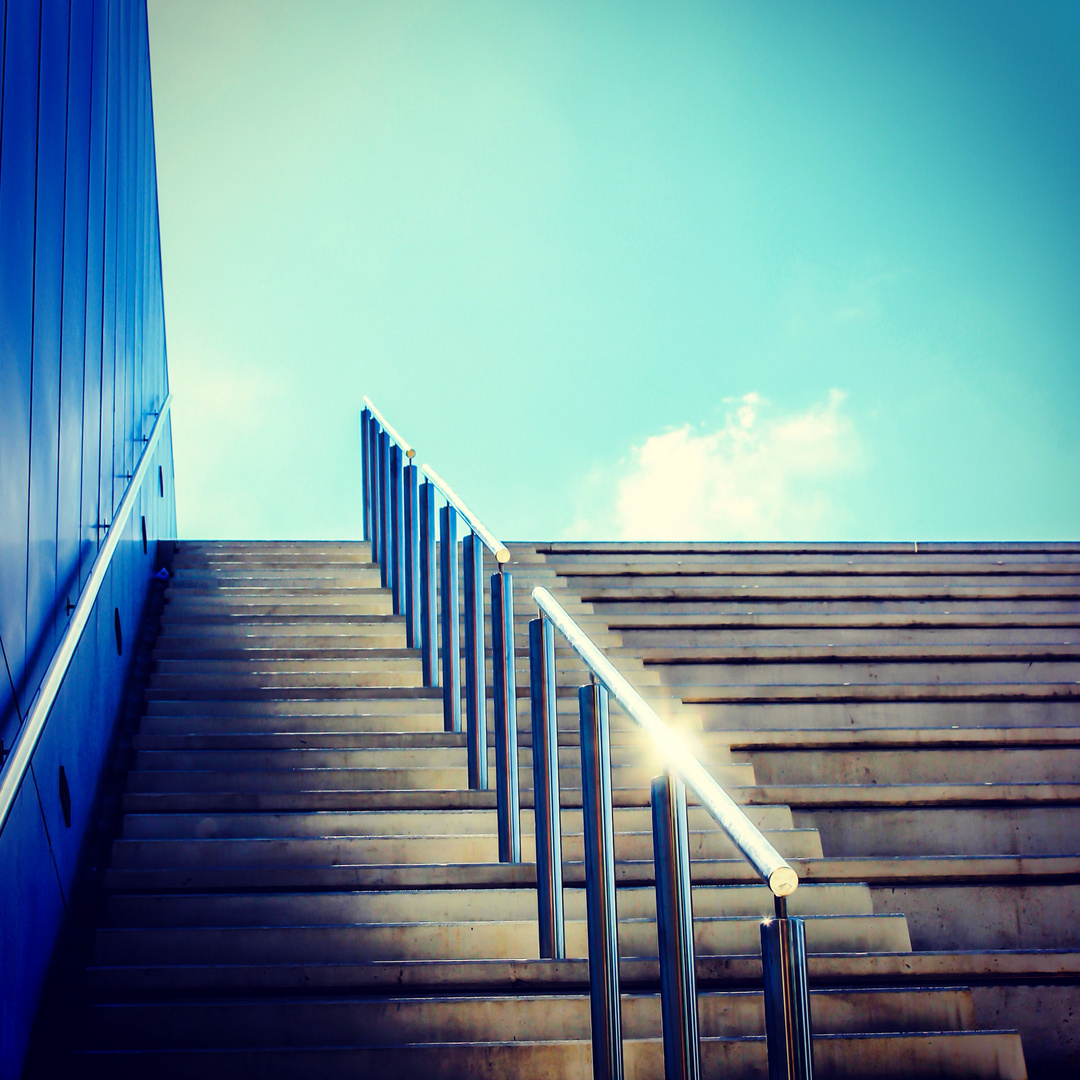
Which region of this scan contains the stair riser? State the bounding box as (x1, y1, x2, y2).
(70, 1032, 1032, 1080)
(118, 805, 795, 838)
(749, 749, 1080, 785)
(869, 883, 1080, 951)
(659, 661, 1080, 686)
(128, 747, 738, 772)
(105, 883, 872, 926)
(796, 806, 1080, 858)
(94, 914, 910, 964)
(79, 987, 975, 1047)
(107, 828, 822, 868)
(122, 761, 755, 792)
(594, 599, 1080, 616)
(700, 700, 1080, 729)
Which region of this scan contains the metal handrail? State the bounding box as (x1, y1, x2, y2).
(0, 394, 173, 837)
(362, 395, 415, 458)
(359, 401, 814, 1080)
(361, 400, 520, 849)
(420, 464, 510, 564)
(532, 585, 798, 898)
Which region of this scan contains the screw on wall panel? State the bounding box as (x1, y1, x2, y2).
(58, 766, 72, 828)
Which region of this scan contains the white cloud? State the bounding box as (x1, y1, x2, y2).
(570, 390, 862, 541)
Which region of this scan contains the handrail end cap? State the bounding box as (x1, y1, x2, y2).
(496, 547, 511, 564)
(769, 867, 799, 897)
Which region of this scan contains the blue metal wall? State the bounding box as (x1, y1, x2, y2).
(0, 2, 175, 1073)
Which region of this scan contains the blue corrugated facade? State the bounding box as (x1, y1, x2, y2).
(0, 2, 175, 1073)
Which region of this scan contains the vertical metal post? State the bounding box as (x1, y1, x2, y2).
(378, 428, 391, 587)
(579, 682, 622, 1080)
(530, 616, 563, 959)
(651, 773, 701, 1080)
(418, 481, 438, 687)
(761, 909, 815, 1080)
(404, 462, 421, 649)
(462, 532, 487, 790)
(370, 421, 382, 564)
(491, 570, 520, 863)
(439, 504, 461, 733)
(390, 443, 405, 615)
(360, 408, 371, 542)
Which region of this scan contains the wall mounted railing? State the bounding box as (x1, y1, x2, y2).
(360, 400, 813, 1080)
(0, 395, 173, 837)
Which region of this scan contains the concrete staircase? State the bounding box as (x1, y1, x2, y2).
(61, 539, 1063, 1077)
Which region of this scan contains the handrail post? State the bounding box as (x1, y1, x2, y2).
(439, 504, 461, 733)
(378, 427, 391, 586)
(491, 570, 520, 863)
(462, 532, 487, 789)
(418, 481, 438, 687)
(529, 615, 563, 958)
(761, 904, 815, 1080)
(369, 420, 382, 564)
(579, 681, 622, 1080)
(404, 462, 421, 649)
(651, 773, 701, 1080)
(360, 407, 371, 542)
(390, 443, 406, 615)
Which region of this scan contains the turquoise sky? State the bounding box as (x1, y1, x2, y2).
(148, 0, 1080, 542)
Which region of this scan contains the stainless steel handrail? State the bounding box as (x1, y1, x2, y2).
(362, 401, 519, 854)
(360, 402, 813, 1080)
(0, 394, 173, 837)
(531, 586, 797, 897)
(362, 395, 415, 458)
(420, 464, 510, 564)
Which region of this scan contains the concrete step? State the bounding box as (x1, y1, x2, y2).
(78, 986, 976, 1046)
(678, 682, 1080, 704)
(792, 803, 1080, 857)
(144, 666, 660, 691)
(569, 574, 1080, 591)
(141, 683, 674, 704)
(745, 748, 1080, 785)
(602, 612, 1080, 629)
(697, 700, 1080, 730)
(658, 660, 1080, 687)
(103, 881, 862, 926)
(120, 760, 757, 794)
(106, 827, 822, 868)
(633, 641, 1080, 662)
(59, 538, 1080, 1076)
(127, 743, 733, 773)
(163, 599, 396, 616)
(72, 1030, 1028, 1080)
(595, 600, 1080, 617)
(140, 709, 447, 730)
(132, 713, 696, 743)
(93, 912, 911, 964)
(553, 559, 1080, 575)
(116, 804, 798, 838)
(725, 726, 1080, 749)
(624, 627, 1080, 647)
(147, 671, 427, 689)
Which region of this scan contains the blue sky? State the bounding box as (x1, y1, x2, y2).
(147, 0, 1080, 542)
